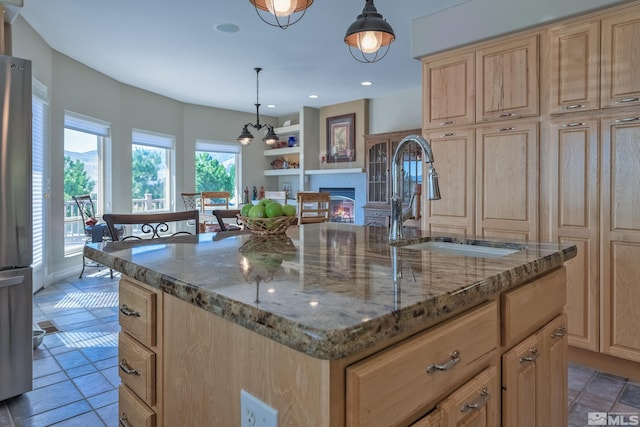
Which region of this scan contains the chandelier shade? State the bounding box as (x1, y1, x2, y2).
(344, 0, 395, 63)
(250, 0, 313, 29)
(237, 68, 278, 146)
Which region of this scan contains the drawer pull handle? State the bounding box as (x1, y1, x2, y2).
(119, 359, 140, 376)
(498, 112, 515, 118)
(442, 132, 456, 137)
(552, 326, 567, 338)
(120, 304, 141, 317)
(440, 120, 454, 126)
(563, 104, 585, 110)
(119, 413, 131, 427)
(562, 122, 585, 127)
(615, 117, 639, 123)
(519, 347, 539, 363)
(616, 97, 640, 104)
(426, 350, 461, 373)
(499, 127, 515, 132)
(460, 388, 490, 413)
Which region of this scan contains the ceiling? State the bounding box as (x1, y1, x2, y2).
(18, 0, 466, 116)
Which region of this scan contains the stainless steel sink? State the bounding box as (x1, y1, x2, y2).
(401, 240, 520, 258)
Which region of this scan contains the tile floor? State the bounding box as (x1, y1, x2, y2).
(0, 270, 638, 426)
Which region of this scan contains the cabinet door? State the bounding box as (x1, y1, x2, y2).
(423, 51, 475, 129)
(548, 120, 599, 351)
(547, 20, 600, 114)
(476, 35, 539, 122)
(502, 333, 540, 427)
(601, 114, 640, 362)
(439, 366, 499, 427)
(366, 139, 390, 205)
(538, 314, 568, 427)
(601, 8, 640, 109)
(424, 129, 475, 236)
(475, 122, 538, 241)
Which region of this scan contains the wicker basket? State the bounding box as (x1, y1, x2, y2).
(237, 215, 298, 235)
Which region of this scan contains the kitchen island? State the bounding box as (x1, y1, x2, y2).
(85, 223, 576, 426)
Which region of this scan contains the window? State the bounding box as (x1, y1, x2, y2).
(132, 129, 175, 212)
(63, 112, 110, 255)
(195, 140, 240, 207)
(32, 79, 48, 270)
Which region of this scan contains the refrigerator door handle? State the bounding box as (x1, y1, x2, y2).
(0, 275, 24, 289)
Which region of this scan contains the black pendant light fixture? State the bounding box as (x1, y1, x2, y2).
(237, 67, 278, 146)
(344, 0, 395, 63)
(249, 0, 314, 30)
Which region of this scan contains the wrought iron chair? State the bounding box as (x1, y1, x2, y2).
(103, 211, 200, 241)
(72, 194, 113, 279)
(296, 192, 331, 224)
(181, 192, 200, 211)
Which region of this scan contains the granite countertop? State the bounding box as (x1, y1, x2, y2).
(84, 223, 576, 360)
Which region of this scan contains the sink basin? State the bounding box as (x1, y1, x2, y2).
(402, 240, 520, 258)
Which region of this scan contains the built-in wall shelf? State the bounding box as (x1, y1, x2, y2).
(264, 168, 301, 176)
(305, 168, 365, 175)
(264, 146, 300, 157)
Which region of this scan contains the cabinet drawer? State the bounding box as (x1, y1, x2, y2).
(346, 301, 497, 427)
(119, 280, 157, 347)
(438, 366, 499, 426)
(119, 332, 156, 406)
(502, 267, 566, 348)
(119, 384, 155, 427)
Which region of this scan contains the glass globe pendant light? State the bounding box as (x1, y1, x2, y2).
(344, 0, 395, 63)
(250, 0, 313, 29)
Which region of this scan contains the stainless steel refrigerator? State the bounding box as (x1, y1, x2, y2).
(0, 55, 33, 401)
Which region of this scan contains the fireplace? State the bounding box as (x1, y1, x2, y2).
(320, 187, 355, 223)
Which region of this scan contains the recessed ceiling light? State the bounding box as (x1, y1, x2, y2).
(309, 94, 319, 99)
(267, 104, 276, 108)
(215, 23, 240, 33)
(361, 81, 373, 86)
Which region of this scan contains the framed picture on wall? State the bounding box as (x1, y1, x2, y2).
(326, 113, 355, 163)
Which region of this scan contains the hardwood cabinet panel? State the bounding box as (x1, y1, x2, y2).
(549, 119, 599, 351)
(475, 122, 538, 241)
(439, 366, 499, 427)
(476, 35, 539, 122)
(119, 385, 156, 427)
(119, 332, 156, 406)
(547, 20, 600, 114)
(119, 279, 157, 348)
(601, 114, 640, 362)
(539, 315, 569, 427)
(601, 8, 640, 108)
(424, 129, 475, 235)
(423, 51, 475, 129)
(502, 333, 539, 427)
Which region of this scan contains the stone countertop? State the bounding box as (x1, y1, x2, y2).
(84, 223, 576, 360)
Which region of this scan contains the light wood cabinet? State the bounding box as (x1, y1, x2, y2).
(600, 113, 640, 362)
(476, 35, 539, 122)
(363, 129, 421, 226)
(475, 122, 539, 241)
(548, 119, 599, 352)
(547, 20, 600, 114)
(423, 128, 475, 236)
(118, 278, 164, 427)
(438, 366, 499, 427)
(423, 51, 475, 129)
(601, 8, 640, 109)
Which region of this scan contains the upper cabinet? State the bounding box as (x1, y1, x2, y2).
(548, 20, 600, 114)
(422, 51, 475, 129)
(601, 8, 640, 109)
(476, 35, 539, 122)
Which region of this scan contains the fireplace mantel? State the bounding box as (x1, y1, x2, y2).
(305, 168, 365, 175)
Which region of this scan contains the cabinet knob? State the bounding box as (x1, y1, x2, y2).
(426, 350, 461, 373)
(119, 414, 132, 427)
(440, 120, 454, 126)
(119, 359, 140, 376)
(563, 104, 585, 110)
(615, 97, 640, 104)
(120, 304, 141, 317)
(460, 387, 490, 413)
(551, 326, 567, 338)
(497, 112, 515, 118)
(519, 347, 539, 363)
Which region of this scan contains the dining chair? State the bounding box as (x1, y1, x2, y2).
(201, 191, 230, 211)
(181, 192, 201, 211)
(200, 191, 239, 232)
(297, 192, 331, 224)
(103, 210, 200, 241)
(264, 190, 288, 204)
(72, 194, 113, 279)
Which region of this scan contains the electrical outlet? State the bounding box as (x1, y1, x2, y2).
(240, 389, 278, 427)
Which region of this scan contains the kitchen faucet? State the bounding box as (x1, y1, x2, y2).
(389, 135, 441, 242)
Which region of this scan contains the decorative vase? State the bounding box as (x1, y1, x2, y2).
(287, 136, 296, 147)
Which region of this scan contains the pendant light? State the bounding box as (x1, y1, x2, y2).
(249, 0, 314, 30)
(344, 0, 395, 63)
(237, 68, 279, 146)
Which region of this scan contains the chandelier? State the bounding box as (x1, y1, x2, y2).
(344, 0, 395, 63)
(237, 68, 279, 146)
(249, 0, 314, 30)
